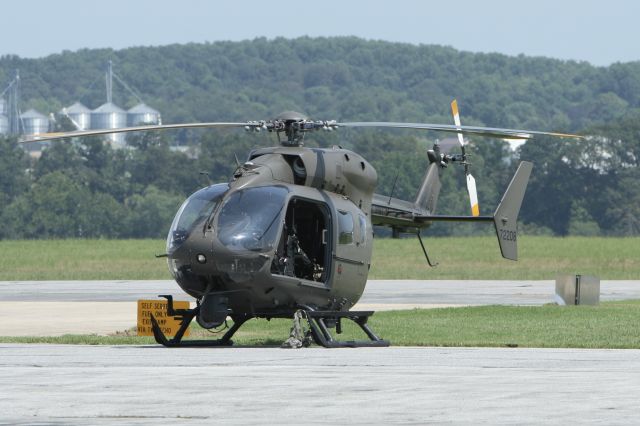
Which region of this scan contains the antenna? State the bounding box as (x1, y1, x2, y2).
(388, 171, 400, 205)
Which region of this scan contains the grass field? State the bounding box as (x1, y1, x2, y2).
(0, 236, 638, 280)
(2, 300, 640, 349)
(2, 237, 637, 349)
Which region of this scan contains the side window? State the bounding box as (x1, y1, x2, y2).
(337, 210, 354, 244)
(358, 214, 367, 245)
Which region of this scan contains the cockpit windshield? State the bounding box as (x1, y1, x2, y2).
(217, 186, 288, 252)
(167, 183, 229, 251)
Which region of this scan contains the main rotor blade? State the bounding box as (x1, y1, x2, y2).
(19, 118, 584, 144)
(19, 122, 255, 143)
(336, 122, 583, 140)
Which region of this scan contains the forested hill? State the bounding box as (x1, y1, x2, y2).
(1, 37, 640, 239)
(1, 37, 639, 130)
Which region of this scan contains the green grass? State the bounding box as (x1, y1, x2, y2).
(372, 300, 640, 349)
(370, 236, 640, 280)
(0, 239, 167, 280)
(0, 236, 639, 280)
(3, 301, 640, 349)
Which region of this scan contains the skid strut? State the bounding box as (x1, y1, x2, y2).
(304, 310, 390, 348)
(150, 295, 249, 347)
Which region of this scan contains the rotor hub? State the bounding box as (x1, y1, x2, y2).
(245, 111, 337, 146)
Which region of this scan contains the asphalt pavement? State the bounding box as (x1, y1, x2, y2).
(2, 281, 639, 424)
(1, 344, 639, 425)
(2, 279, 640, 304)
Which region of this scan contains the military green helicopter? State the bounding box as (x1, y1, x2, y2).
(23, 100, 581, 347)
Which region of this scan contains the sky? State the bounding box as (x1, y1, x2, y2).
(0, 0, 639, 66)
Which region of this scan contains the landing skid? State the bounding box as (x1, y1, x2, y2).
(149, 295, 389, 348)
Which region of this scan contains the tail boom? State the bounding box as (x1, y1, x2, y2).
(412, 161, 533, 260)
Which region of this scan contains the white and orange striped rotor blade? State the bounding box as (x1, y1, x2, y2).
(451, 99, 465, 148)
(466, 174, 479, 217)
(451, 99, 480, 216)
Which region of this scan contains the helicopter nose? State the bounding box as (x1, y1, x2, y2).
(167, 244, 211, 297)
(168, 236, 272, 298)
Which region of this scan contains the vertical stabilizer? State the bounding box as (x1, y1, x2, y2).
(493, 161, 533, 260)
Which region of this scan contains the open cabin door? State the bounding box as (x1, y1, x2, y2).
(271, 197, 332, 286)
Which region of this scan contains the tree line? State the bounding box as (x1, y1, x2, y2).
(1, 37, 639, 238)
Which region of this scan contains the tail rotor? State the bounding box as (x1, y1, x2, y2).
(451, 99, 480, 217)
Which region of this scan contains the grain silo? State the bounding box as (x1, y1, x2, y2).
(20, 108, 50, 135)
(60, 101, 92, 130)
(91, 102, 127, 146)
(127, 103, 161, 126)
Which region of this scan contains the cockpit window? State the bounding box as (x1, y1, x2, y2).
(167, 183, 229, 251)
(217, 186, 288, 252)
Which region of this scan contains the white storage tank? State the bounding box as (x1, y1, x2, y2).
(127, 103, 161, 126)
(20, 108, 50, 135)
(60, 102, 92, 130)
(91, 102, 127, 146)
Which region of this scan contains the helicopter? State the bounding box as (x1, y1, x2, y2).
(23, 100, 581, 348)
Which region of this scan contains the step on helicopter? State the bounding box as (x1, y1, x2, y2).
(23, 100, 581, 348)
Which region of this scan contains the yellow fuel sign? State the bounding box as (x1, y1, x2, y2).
(137, 299, 190, 337)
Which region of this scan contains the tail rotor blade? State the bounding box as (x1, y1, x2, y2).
(466, 174, 479, 217)
(451, 99, 465, 147)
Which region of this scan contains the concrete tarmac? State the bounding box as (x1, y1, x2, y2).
(1, 344, 639, 425)
(2, 282, 639, 424)
(2, 279, 640, 304)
